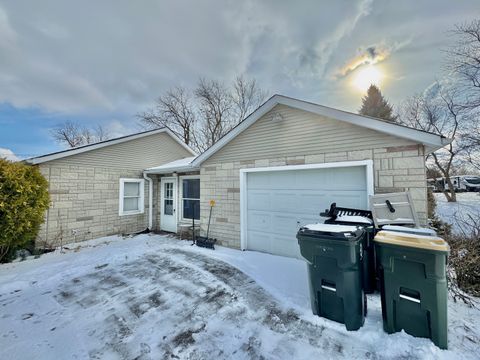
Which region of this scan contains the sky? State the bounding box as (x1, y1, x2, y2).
(0, 0, 479, 159)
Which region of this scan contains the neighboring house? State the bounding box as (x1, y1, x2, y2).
(26, 128, 195, 247)
(28, 95, 449, 259)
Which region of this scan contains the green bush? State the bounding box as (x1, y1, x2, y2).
(0, 159, 50, 262)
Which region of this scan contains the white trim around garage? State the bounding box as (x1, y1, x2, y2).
(239, 160, 374, 251)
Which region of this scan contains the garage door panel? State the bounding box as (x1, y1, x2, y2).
(297, 191, 367, 213)
(328, 192, 367, 208)
(245, 165, 369, 259)
(272, 172, 297, 189)
(247, 230, 272, 253)
(270, 191, 298, 212)
(270, 234, 301, 258)
(295, 170, 327, 188)
(297, 214, 322, 228)
(247, 172, 271, 189)
(296, 192, 327, 213)
(247, 191, 271, 211)
(247, 211, 271, 232)
(270, 214, 300, 234)
(326, 167, 366, 190)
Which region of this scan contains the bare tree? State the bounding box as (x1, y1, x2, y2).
(446, 20, 480, 110)
(138, 86, 196, 145)
(446, 20, 480, 171)
(232, 75, 267, 123)
(51, 121, 110, 148)
(194, 78, 235, 151)
(138, 75, 267, 153)
(400, 90, 467, 202)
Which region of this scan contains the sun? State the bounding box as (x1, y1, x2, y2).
(352, 65, 383, 92)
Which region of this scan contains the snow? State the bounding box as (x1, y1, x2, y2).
(381, 225, 437, 236)
(0, 234, 479, 359)
(435, 192, 480, 235)
(303, 223, 360, 232)
(376, 217, 415, 224)
(335, 215, 373, 224)
(145, 156, 197, 173)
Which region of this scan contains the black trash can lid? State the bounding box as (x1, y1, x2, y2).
(300, 223, 363, 240)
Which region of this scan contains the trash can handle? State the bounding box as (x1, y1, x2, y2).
(385, 200, 396, 213)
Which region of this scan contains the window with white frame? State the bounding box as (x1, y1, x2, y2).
(119, 179, 145, 216)
(181, 177, 200, 220)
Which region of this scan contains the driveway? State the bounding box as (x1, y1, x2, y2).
(1, 235, 478, 359)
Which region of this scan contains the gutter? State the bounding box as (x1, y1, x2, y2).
(144, 165, 200, 175)
(441, 137, 453, 146)
(143, 172, 153, 230)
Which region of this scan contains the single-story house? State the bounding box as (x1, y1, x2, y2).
(28, 95, 449, 258)
(27, 128, 196, 247)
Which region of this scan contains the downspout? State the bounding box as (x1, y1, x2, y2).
(143, 172, 153, 231)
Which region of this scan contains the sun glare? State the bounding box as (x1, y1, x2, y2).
(353, 65, 383, 92)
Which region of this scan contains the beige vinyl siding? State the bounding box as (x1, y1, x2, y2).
(206, 104, 417, 164)
(50, 132, 193, 169)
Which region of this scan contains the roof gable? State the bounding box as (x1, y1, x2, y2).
(203, 104, 423, 164)
(192, 95, 450, 166)
(27, 128, 196, 165)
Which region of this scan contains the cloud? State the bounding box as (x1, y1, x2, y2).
(338, 40, 411, 77)
(0, 0, 476, 125)
(0, 148, 20, 161)
(105, 119, 142, 139)
(293, 0, 374, 81)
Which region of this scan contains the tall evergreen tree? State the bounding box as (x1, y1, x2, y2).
(359, 85, 397, 121)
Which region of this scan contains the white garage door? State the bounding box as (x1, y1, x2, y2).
(245, 165, 369, 258)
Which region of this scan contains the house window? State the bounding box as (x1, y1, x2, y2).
(163, 182, 174, 215)
(119, 179, 145, 216)
(182, 177, 200, 220)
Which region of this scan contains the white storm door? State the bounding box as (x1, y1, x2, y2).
(160, 177, 177, 232)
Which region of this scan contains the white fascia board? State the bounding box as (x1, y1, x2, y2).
(192, 94, 448, 166)
(276, 96, 448, 152)
(27, 128, 196, 165)
(144, 165, 200, 174)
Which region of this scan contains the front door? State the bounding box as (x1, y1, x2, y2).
(160, 177, 177, 232)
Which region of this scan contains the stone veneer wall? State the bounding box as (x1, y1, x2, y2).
(199, 144, 427, 249)
(37, 164, 156, 247)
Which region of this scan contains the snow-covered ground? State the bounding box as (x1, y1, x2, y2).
(0, 234, 479, 359)
(435, 192, 480, 235)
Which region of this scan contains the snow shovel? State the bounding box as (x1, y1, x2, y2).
(193, 199, 217, 249)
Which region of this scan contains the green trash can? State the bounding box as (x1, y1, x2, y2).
(374, 230, 449, 349)
(325, 216, 376, 294)
(297, 223, 366, 331)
